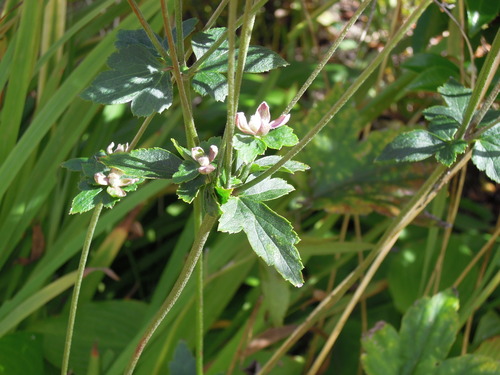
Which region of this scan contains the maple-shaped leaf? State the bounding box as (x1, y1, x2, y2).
(81, 44, 173, 116)
(472, 123, 500, 183)
(218, 196, 304, 287)
(190, 28, 288, 101)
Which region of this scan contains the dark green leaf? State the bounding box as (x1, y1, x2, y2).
(61, 157, 90, 172)
(406, 66, 460, 92)
(437, 78, 472, 124)
(233, 134, 267, 164)
(424, 106, 461, 140)
(262, 126, 299, 150)
(412, 4, 448, 53)
(218, 196, 304, 287)
(252, 156, 310, 174)
(435, 139, 468, 167)
(173, 160, 200, 184)
(169, 341, 196, 375)
(259, 264, 290, 327)
(100, 148, 182, 179)
(0, 333, 43, 375)
(377, 130, 444, 163)
(115, 29, 164, 57)
(361, 323, 401, 375)
(244, 46, 289, 73)
(81, 45, 173, 117)
(466, 0, 500, 37)
(177, 174, 206, 203)
(402, 53, 459, 74)
(192, 71, 228, 101)
(191, 28, 227, 66)
(472, 124, 500, 183)
(241, 177, 294, 201)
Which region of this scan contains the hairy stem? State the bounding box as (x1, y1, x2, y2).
(61, 203, 103, 375)
(161, 0, 199, 148)
(124, 214, 217, 375)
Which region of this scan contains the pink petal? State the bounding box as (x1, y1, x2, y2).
(94, 172, 108, 186)
(256, 102, 270, 124)
(198, 164, 216, 175)
(269, 114, 290, 129)
(236, 113, 252, 135)
(208, 145, 218, 162)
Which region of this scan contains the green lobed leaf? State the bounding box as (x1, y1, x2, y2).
(192, 71, 228, 101)
(80, 45, 173, 116)
(243, 46, 289, 73)
(173, 160, 200, 184)
(472, 124, 500, 183)
(168, 341, 196, 375)
(240, 177, 294, 202)
(233, 134, 267, 164)
(115, 29, 165, 57)
(424, 106, 461, 140)
(218, 196, 304, 287)
(171, 138, 192, 160)
(262, 126, 299, 150)
(177, 174, 206, 203)
(377, 130, 445, 163)
(191, 27, 227, 65)
(435, 140, 468, 167)
(100, 148, 182, 179)
(361, 322, 402, 375)
(69, 187, 121, 214)
(436, 78, 472, 124)
(252, 156, 310, 174)
(214, 185, 232, 205)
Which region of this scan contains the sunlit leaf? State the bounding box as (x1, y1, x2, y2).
(218, 196, 304, 287)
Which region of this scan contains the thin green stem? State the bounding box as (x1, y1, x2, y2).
(61, 203, 103, 375)
(193, 198, 204, 375)
(128, 114, 155, 151)
(124, 214, 217, 375)
(126, 0, 169, 62)
(186, 0, 268, 77)
(468, 78, 500, 140)
(457, 28, 500, 139)
(235, 0, 433, 195)
(283, 0, 373, 116)
(218, 0, 238, 186)
(174, 0, 185, 67)
(161, 0, 199, 148)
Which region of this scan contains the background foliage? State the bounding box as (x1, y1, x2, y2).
(0, 0, 498, 374)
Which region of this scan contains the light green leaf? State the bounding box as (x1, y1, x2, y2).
(173, 160, 200, 184)
(100, 148, 182, 179)
(81, 45, 173, 116)
(70, 187, 105, 214)
(437, 78, 472, 124)
(252, 156, 310, 174)
(241, 177, 294, 202)
(218, 196, 304, 287)
(472, 124, 500, 183)
(262, 126, 299, 150)
(434, 355, 500, 375)
(399, 291, 459, 372)
(361, 323, 402, 375)
(233, 134, 267, 164)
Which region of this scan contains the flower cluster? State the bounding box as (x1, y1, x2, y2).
(236, 101, 290, 136)
(94, 142, 138, 197)
(192, 145, 218, 174)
